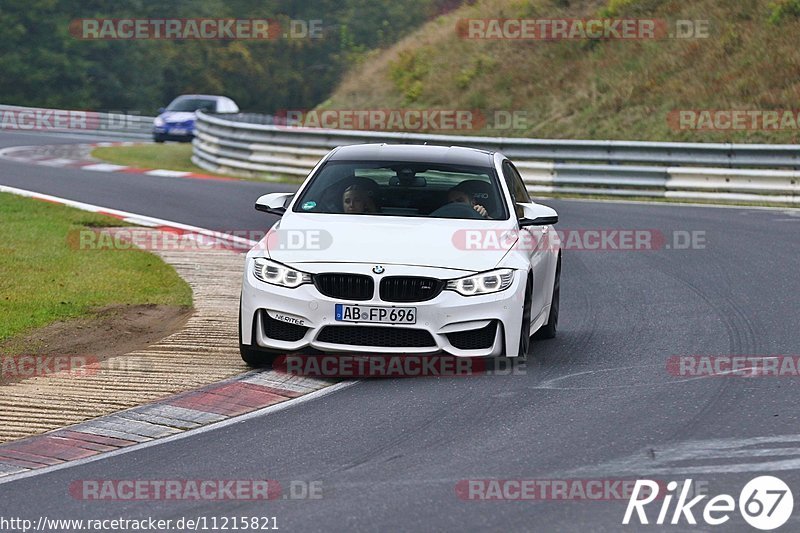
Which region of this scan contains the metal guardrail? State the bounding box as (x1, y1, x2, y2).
(192, 111, 800, 205)
(4, 103, 793, 205)
(0, 104, 154, 139)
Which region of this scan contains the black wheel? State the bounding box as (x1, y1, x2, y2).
(240, 343, 273, 367)
(534, 255, 560, 340)
(517, 278, 533, 359)
(238, 300, 280, 367)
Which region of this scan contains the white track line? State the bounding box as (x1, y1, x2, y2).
(81, 163, 129, 172)
(37, 158, 80, 167)
(0, 184, 256, 248)
(145, 169, 191, 177)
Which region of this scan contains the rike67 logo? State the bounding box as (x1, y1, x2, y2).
(624, 476, 794, 530)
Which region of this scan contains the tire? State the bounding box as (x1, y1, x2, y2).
(517, 278, 533, 359)
(534, 255, 560, 340)
(240, 343, 273, 367)
(238, 301, 280, 367)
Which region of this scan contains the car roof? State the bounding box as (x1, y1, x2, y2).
(172, 94, 229, 101)
(328, 144, 495, 167)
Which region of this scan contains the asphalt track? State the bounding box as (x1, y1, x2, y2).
(1, 130, 799, 532)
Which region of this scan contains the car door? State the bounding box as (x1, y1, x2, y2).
(502, 161, 549, 322)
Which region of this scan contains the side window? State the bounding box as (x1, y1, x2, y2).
(509, 162, 531, 203)
(219, 99, 237, 113)
(502, 160, 531, 217)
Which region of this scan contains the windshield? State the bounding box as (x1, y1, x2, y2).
(292, 160, 508, 220)
(166, 98, 217, 112)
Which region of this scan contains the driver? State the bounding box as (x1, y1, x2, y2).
(343, 184, 378, 214)
(446, 184, 489, 218)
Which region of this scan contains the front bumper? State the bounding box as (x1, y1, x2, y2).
(240, 262, 527, 357)
(152, 126, 195, 141)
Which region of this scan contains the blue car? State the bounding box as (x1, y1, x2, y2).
(152, 94, 239, 142)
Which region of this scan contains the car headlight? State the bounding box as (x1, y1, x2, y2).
(154, 117, 164, 127)
(446, 269, 515, 296)
(252, 258, 311, 288)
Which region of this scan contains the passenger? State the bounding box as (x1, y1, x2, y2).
(447, 184, 489, 218)
(342, 184, 378, 214)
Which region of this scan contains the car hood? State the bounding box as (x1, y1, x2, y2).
(263, 213, 518, 272)
(159, 111, 196, 123)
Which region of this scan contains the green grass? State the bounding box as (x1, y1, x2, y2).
(91, 143, 218, 175)
(92, 143, 299, 183)
(0, 193, 192, 342)
(323, 0, 800, 144)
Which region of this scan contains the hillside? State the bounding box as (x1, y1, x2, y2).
(320, 0, 800, 143)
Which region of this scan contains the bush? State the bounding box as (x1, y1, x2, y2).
(768, 0, 800, 23)
(389, 49, 431, 103)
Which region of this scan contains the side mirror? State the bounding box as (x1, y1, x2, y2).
(255, 193, 293, 216)
(518, 203, 559, 227)
(157, 107, 165, 114)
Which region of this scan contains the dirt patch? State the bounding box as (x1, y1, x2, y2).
(0, 236, 248, 444)
(1, 304, 192, 385)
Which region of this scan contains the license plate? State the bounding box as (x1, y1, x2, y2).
(169, 128, 187, 135)
(335, 304, 416, 324)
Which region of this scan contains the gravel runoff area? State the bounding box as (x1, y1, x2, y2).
(0, 229, 256, 443)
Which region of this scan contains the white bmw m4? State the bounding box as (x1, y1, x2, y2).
(239, 144, 561, 365)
